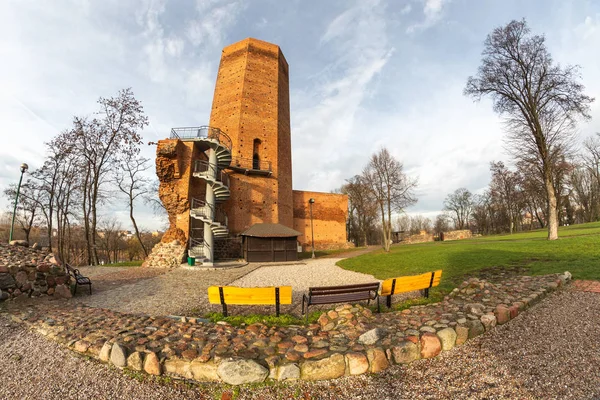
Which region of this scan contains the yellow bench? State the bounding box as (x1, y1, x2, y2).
(207, 286, 292, 317)
(380, 270, 442, 308)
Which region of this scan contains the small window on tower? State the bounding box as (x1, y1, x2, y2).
(253, 138, 261, 170)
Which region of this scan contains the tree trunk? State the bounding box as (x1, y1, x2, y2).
(544, 172, 559, 240)
(130, 194, 148, 257)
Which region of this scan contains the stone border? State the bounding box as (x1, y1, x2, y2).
(5, 272, 572, 385)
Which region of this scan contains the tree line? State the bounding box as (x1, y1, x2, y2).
(343, 19, 595, 245)
(3, 88, 163, 265)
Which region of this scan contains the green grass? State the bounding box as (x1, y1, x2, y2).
(338, 221, 600, 301)
(102, 260, 143, 267)
(203, 311, 321, 326)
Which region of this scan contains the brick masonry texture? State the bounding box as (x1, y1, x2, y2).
(292, 190, 351, 251)
(149, 38, 350, 263)
(441, 230, 473, 241)
(209, 38, 293, 235)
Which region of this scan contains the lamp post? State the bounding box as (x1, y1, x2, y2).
(309, 198, 315, 259)
(9, 163, 29, 243)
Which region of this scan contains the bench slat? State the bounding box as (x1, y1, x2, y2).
(207, 286, 292, 305)
(310, 283, 380, 296)
(380, 270, 442, 296)
(309, 292, 374, 305)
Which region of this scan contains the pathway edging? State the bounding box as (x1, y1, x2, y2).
(4, 271, 572, 385)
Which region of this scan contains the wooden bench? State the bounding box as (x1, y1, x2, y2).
(65, 264, 92, 295)
(207, 286, 292, 317)
(380, 270, 442, 308)
(301, 282, 381, 319)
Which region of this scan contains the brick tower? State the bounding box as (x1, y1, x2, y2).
(209, 38, 293, 234)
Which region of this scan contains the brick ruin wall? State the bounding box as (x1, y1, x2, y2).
(441, 230, 473, 241)
(209, 38, 293, 235)
(292, 190, 352, 251)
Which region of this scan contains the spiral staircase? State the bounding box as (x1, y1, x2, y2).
(170, 126, 232, 265)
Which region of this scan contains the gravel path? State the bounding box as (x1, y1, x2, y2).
(74, 258, 385, 316)
(229, 258, 384, 314)
(1, 288, 599, 399)
(78, 264, 261, 316)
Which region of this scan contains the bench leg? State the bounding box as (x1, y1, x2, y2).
(424, 288, 429, 298)
(222, 303, 228, 317)
(376, 296, 380, 313)
(386, 295, 392, 308)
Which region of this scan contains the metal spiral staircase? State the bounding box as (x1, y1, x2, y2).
(170, 126, 232, 265)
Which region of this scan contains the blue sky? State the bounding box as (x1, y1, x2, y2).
(1, 0, 599, 231)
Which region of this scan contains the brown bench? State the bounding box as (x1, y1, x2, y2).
(301, 282, 381, 320)
(65, 264, 92, 295)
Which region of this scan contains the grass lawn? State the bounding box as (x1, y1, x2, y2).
(101, 260, 143, 267)
(338, 221, 600, 302)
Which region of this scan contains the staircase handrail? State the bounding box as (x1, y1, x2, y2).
(194, 160, 230, 188)
(170, 126, 232, 152)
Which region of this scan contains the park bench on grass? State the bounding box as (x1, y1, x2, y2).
(380, 270, 443, 308)
(301, 282, 381, 320)
(207, 286, 292, 317)
(65, 264, 93, 295)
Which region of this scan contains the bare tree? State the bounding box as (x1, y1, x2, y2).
(465, 19, 594, 240)
(433, 213, 451, 235)
(341, 175, 379, 246)
(362, 148, 418, 252)
(3, 181, 42, 243)
(489, 161, 524, 233)
(409, 214, 432, 234)
(114, 155, 151, 257)
(72, 88, 148, 264)
(443, 188, 474, 230)
(395, 214, 411, 233)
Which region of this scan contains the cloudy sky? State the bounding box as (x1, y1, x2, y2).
(1, 0, 599, 231)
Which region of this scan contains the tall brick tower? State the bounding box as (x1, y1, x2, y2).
(209, 38, 293, 234)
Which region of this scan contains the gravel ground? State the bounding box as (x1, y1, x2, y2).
(229, 258, 388, 314)
(1, 288, 599, 399)
(73, 258, 388, 316)
(78, 263, 262, 316)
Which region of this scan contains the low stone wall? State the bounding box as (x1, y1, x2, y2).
(0, 243, 71, 301)
(401, 232, 435, 244)
(214, 237, 243, 260)
(441, 230, 472, 241)
(142, 240, 186, 268)
(6, 272, 571, 384)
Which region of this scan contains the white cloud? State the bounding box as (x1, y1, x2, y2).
(406, 0, 450, 34)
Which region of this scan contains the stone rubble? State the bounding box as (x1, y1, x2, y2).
(2, 271, 571, 385)
(0, 242, 71, 301)
(142, 240, 187, 269)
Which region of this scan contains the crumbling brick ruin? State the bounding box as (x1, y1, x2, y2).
(146, 38, 349, 267)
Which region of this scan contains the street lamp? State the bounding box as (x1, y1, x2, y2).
(309, 198, 315, 259)
(9, 163, 29, 242)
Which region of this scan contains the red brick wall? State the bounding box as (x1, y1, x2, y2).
(209, 38, 293, 234)
(292, 190, 350, 250)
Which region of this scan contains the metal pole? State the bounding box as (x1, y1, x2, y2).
(309, 198, 315, 259)
(9, 169, 25, 243)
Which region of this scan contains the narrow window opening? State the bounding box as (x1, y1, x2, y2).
(253, 138, 261, 170)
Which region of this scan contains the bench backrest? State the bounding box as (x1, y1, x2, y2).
(309, 282, 380, 297)
(207, 286, 292, 305)
(380, 270, 443, 296)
